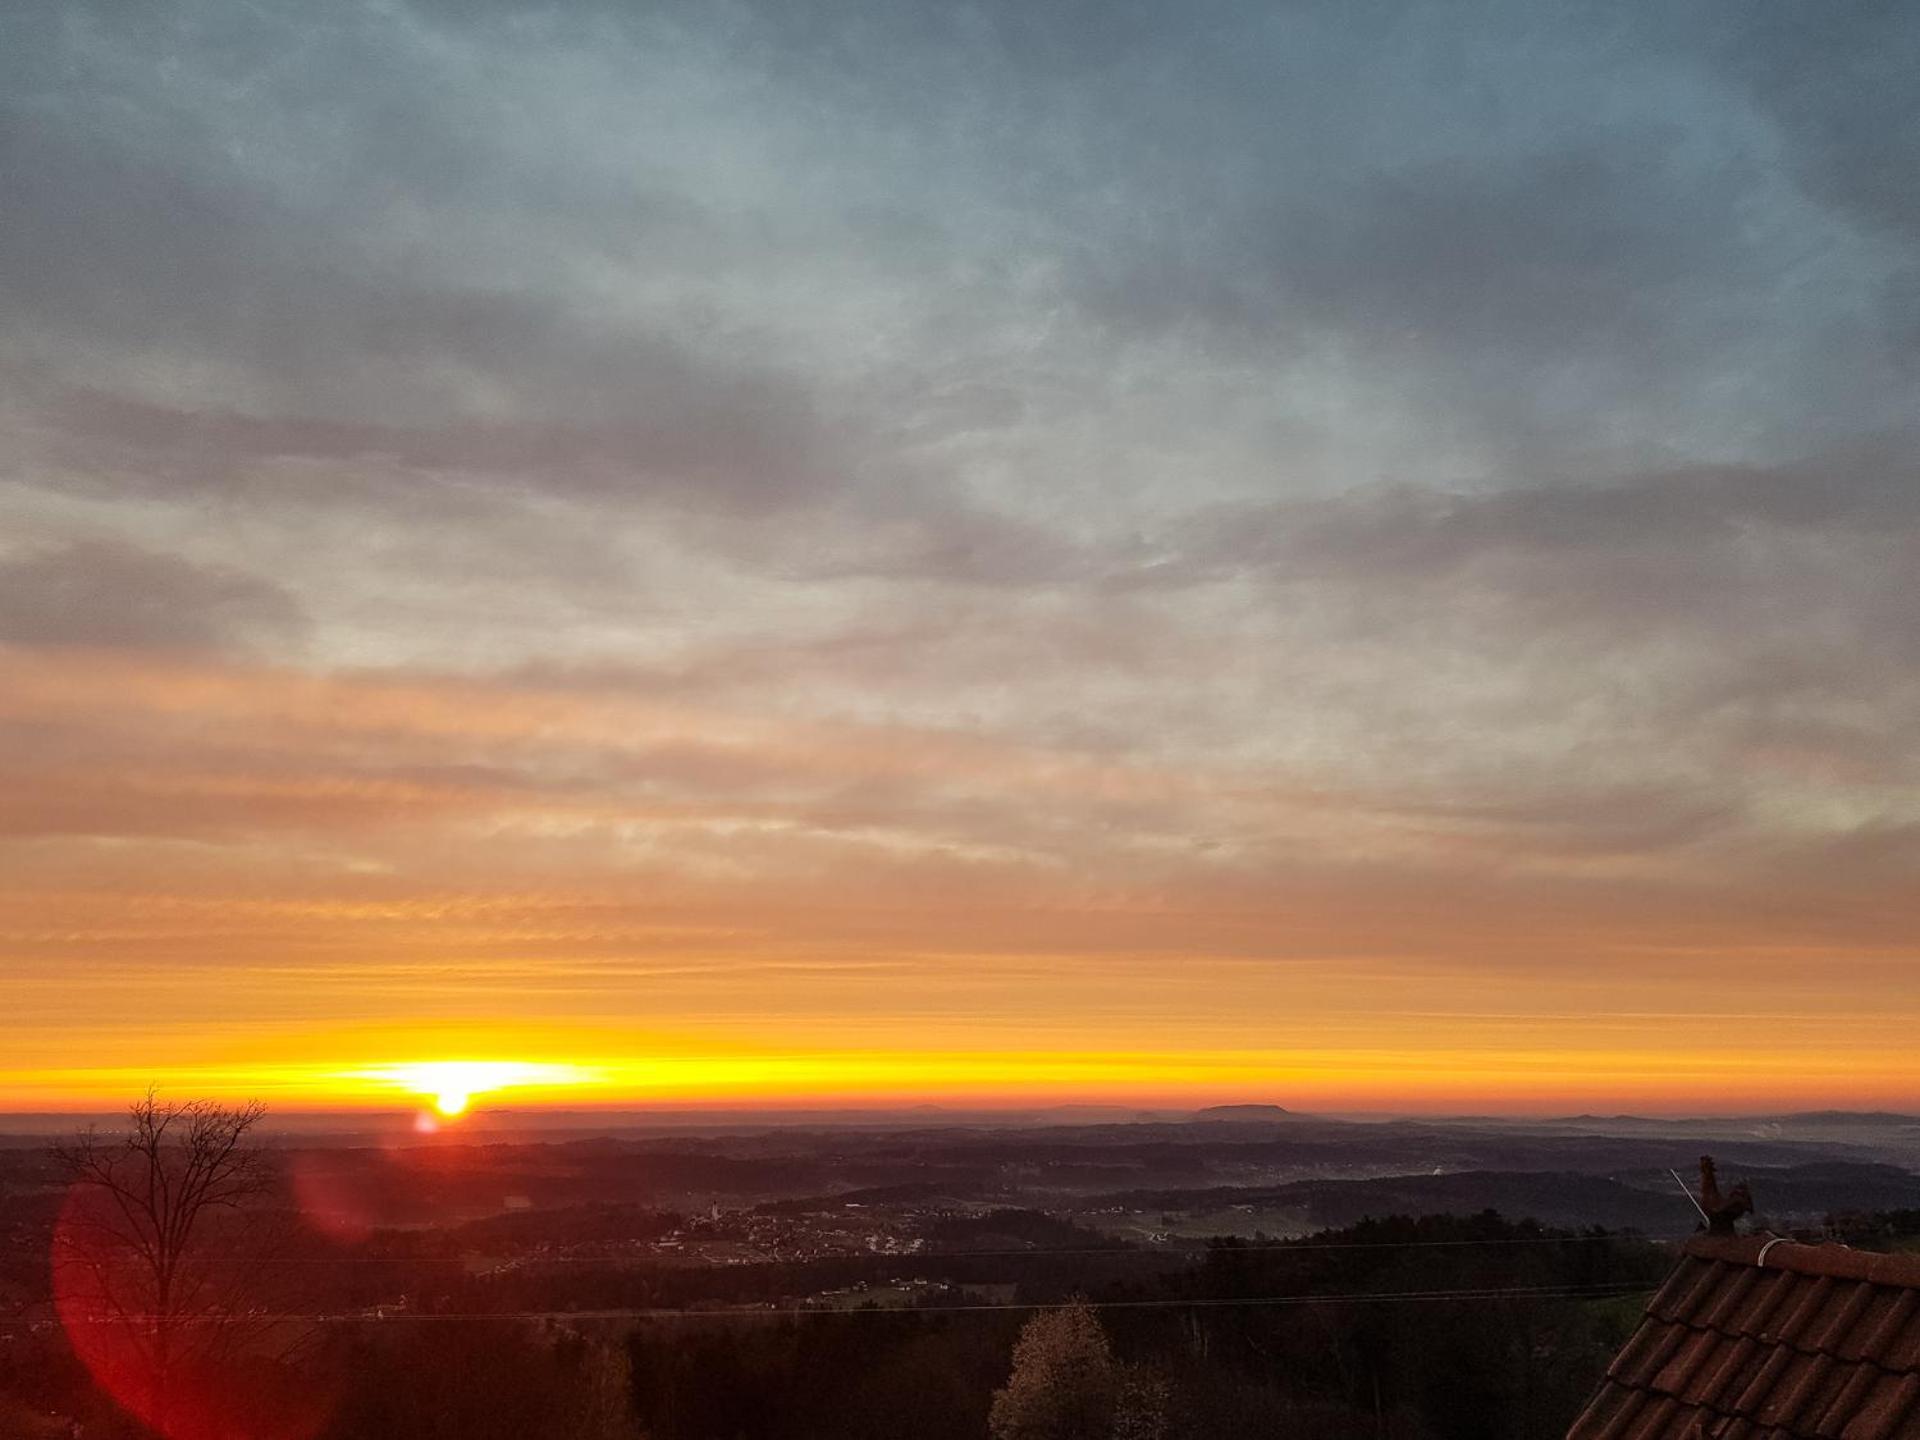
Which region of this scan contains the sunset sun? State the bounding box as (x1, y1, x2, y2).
(364, 1061, 593, 1118)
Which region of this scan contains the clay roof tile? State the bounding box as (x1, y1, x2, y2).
(1567, 1236, 1920, 1440)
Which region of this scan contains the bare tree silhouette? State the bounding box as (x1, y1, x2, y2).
(52, 1090, 272, 1436)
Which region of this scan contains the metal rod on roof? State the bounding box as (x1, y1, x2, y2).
(1670, 1167, 1711, 1225)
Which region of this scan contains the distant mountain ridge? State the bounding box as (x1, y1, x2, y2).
(1192, 1104, 1295, 1122)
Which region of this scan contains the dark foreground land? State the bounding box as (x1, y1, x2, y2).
(3, 1107, 1918, 1439)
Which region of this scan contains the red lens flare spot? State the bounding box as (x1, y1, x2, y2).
(52, 1181, 335, 1440)
(287, 1149, 380, 1246)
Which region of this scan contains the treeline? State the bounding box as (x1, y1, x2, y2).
(2, 1210, 1669, 1439)
(602, 1212, 1665, 1440)
(1824, 1205, 1920, 1249)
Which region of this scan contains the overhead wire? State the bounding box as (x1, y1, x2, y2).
(65, 1232, 1665, 1264)
(6, 1279, 1659, 1327)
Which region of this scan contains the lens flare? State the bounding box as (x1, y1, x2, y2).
(53, 1181, 335, 1440)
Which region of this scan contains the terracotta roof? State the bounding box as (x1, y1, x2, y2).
(1567, 1235, 1920, 1440)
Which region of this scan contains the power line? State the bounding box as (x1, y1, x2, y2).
(76, 1232, 1661, 1264)
(11, 1280, 1657, 1328)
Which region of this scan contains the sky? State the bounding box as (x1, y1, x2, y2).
(1, 0, 1916, 1115)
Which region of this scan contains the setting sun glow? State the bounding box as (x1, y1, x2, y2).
(361, 1061, 595, 1118)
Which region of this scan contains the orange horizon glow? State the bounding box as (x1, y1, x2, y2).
(5, 1031, 1919, 1118)
(5, 635, 1919, 1122)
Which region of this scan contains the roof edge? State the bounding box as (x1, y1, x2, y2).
(1685, 1233, 1920, 1287)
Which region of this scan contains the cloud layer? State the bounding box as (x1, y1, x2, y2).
(1, 0, 1915, 1108)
